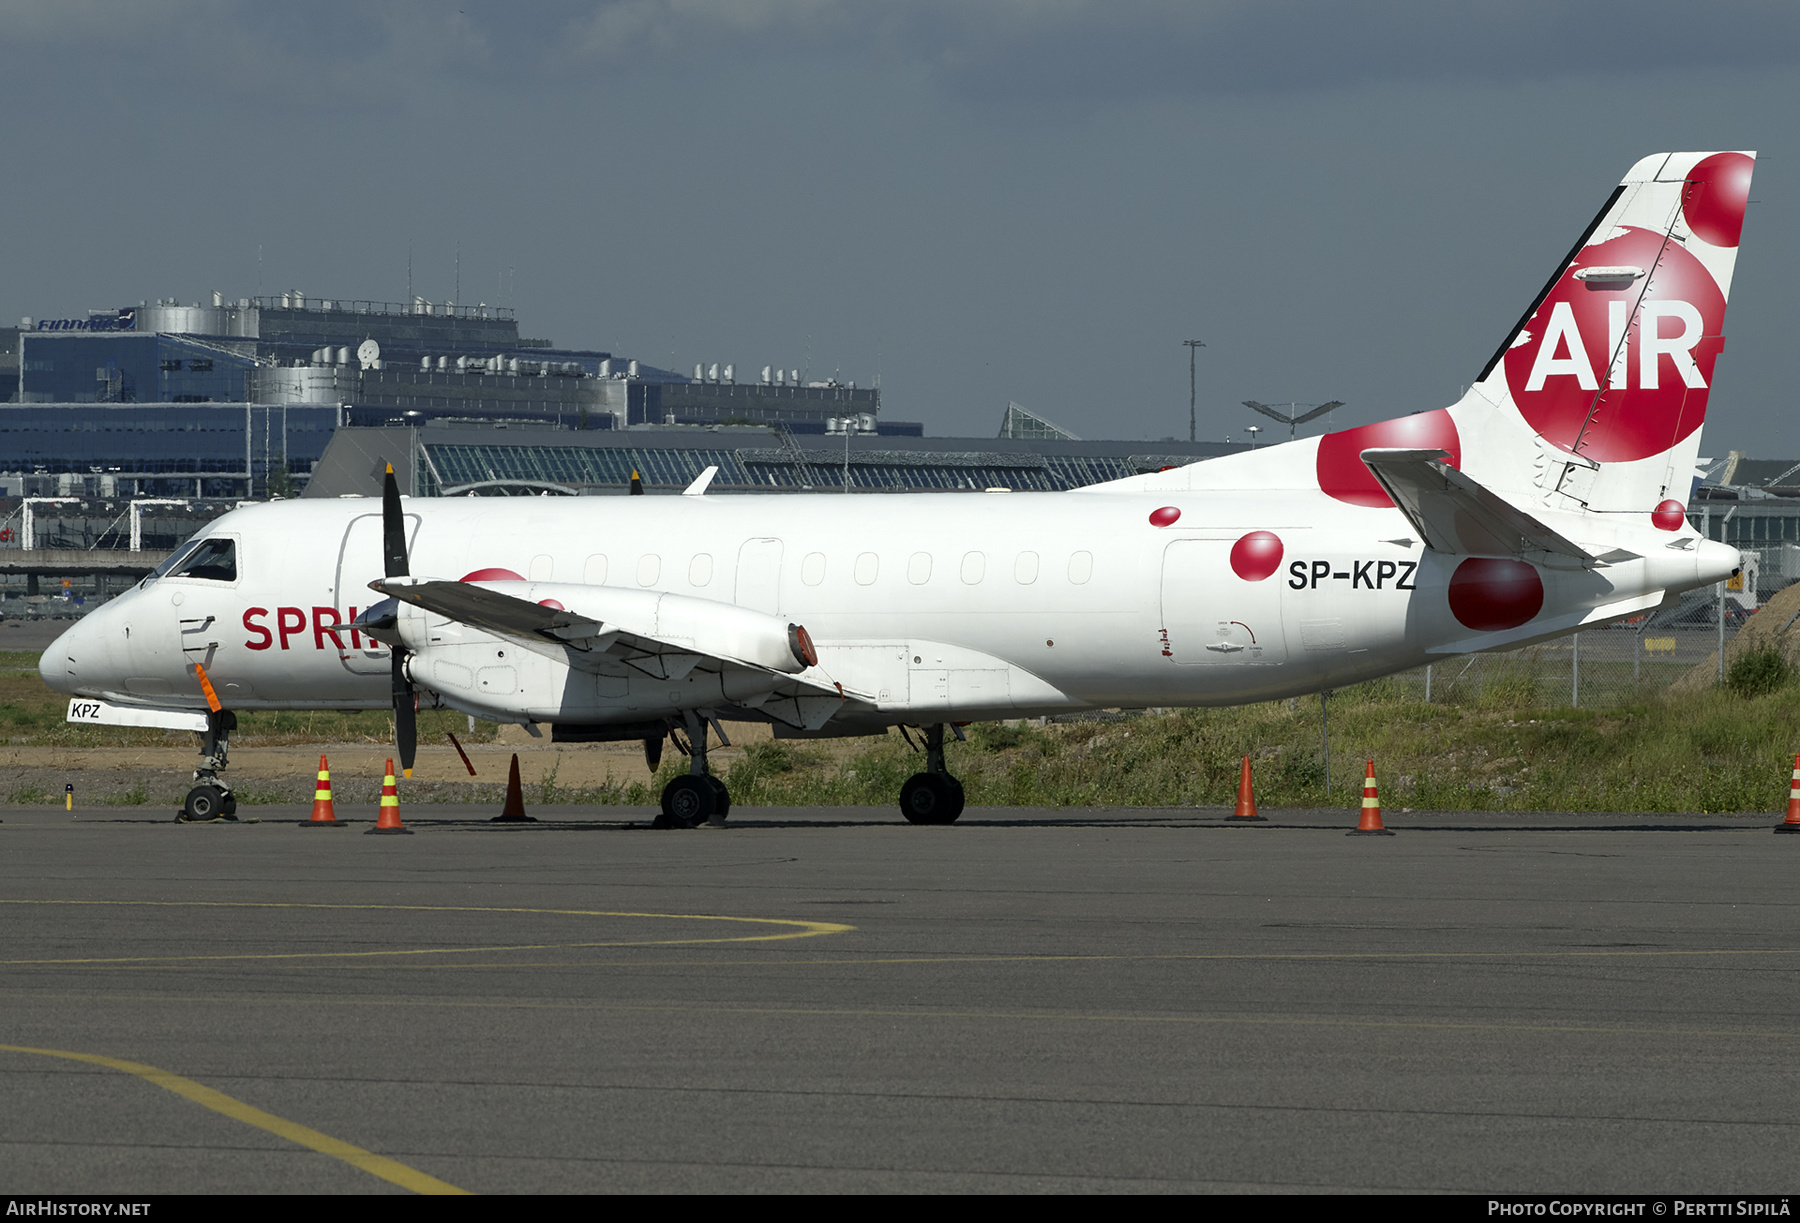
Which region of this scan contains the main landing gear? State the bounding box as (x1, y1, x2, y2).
(899, 723, 964, 825)
(179, 709, 238, 822)
(655, 711, 732, 829)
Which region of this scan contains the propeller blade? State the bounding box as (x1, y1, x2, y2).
(382, 462, 409, 579)
(391, 650, 417, 777)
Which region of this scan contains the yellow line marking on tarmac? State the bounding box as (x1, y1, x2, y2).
(0, 900, 852, 965)
(0, 1044, 468, 1195)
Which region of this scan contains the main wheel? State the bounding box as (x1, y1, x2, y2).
(181, 784, 228, 822)
(703, 774, 731, 819)
(899, 773, 965, 825)
(657, 775, 716, 829)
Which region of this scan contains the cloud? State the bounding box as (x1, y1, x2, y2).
(547, 0, 1800, 102)
(5, 1, 1795, 111)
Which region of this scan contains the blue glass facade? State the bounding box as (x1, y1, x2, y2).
(20, 334, 254, 404)
(0, 403, 338, 497)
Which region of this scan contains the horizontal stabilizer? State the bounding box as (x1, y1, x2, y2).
(1359, 448, 1611, 562)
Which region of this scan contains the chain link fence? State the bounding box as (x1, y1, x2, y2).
(1374, 583, 1770, 708)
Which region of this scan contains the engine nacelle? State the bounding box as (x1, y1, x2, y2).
(390, 580, 823, 724)
(430, 580, 815, 673)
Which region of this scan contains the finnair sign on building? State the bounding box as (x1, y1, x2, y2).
(29, 309, 135, 332)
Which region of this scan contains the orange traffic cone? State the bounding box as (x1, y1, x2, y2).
(1225, 755, 1264, 822)
(1348, 758, 1394, 836)
(490, 753, 537, 823)
(366, 757, 412, 835)
(1776, 754, 1800, 834)
(304, 754, 341, 826)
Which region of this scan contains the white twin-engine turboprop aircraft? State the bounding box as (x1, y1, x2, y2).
(45, 150, 1753, 826)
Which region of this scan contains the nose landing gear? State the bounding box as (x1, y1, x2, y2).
(899, 723, 964, 825)
(178, 709, 237, 822)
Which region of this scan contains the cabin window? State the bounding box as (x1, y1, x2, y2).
(689, 554, 713, 586)
(801, 552, 826, 586)
(529, 554, 554, 581)
(908, 552, 932, 585)
(961, 551, 986, 584)
(584, 554, 607, 584)
(637, 554, 661, 586)
(1015, 551, 1039, 584)
(854, 552, 879, 586)
(1068, 551, 1093, 584)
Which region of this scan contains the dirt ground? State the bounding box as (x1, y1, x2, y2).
(0, 718, 862, 810)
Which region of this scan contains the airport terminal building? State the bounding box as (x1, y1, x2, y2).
(3, 293, 892, 498)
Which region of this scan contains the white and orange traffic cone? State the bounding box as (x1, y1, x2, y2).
(366, 757, 412, 835)
(1225, 755, 1265, 822)
(1348, 758, 1394, 836)
(304, 754, 341, 827)
(1776, 754, 1800, 834)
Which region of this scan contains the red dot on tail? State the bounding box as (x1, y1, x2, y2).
(538, 599, 566, 610)
(1229, 531, 1284, 581)
(1316, 410, 1461, 507)
(460, 567, 524, 582)
(1448, 558, 1543, 631)
(1651, 500, 1687, 531)
(1682, 152, 1754, 248)
(1149, 506, 1181, 527)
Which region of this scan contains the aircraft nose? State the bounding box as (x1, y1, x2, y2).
(39, 604, 121, 697)
(38, 625, 77, 694)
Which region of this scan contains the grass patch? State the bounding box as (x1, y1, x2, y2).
(711, 680, 1800, 813)
(14, 659, 1800, 813)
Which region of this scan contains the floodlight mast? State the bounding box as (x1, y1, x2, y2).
(1183, 340, 1205, 443)
(1242, 399, 1345, 441)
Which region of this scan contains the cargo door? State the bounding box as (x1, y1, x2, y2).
(1159, 539, 1288, 667)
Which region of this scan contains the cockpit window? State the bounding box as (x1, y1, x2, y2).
(148, 540, 200, 581)
(165, 537, 237, 583)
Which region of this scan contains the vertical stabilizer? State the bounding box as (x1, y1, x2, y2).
(1452, 151, 1754, 520)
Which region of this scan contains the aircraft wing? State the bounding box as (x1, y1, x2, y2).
(1358, 448, 1625, 563)
(369, 577, 856, 727)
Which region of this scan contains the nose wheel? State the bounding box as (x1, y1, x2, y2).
(181, 783, 236, 822)
(177, 709, 238, 823)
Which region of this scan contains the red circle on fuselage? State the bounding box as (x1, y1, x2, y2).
(1230, 531, 1284, 581)
(1651, 500, 1687, 531)
(460, 567, 524, 582)
(1448, 558, 1543, 631)
(1149, 506, 1181, 527)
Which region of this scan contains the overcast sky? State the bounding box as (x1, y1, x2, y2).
(3, 1, 1796, 453)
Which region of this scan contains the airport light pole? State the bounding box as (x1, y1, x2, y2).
(1184, 340, 1205, 443)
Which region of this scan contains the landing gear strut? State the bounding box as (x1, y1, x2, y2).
(656, 711, 731, 829)
(179, 709, 238, 822)
(899, 723, 964, 825)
